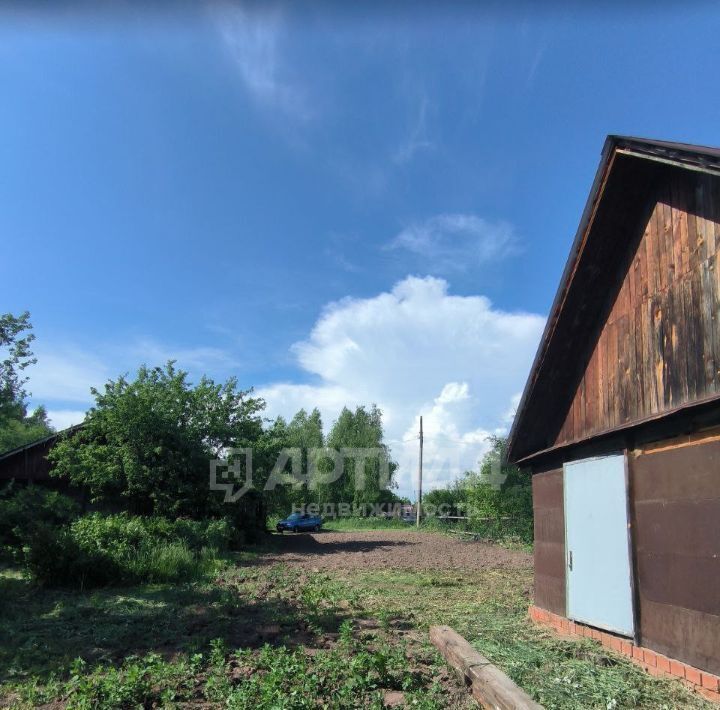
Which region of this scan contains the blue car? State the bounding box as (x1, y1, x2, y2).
(276, 512, 323, 533)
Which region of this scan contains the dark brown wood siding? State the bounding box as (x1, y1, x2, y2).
(0, 440, 55, 482)
(554, 170, 720, 449)
(630, 431, 720, 675)
(532, 469, 565, 616)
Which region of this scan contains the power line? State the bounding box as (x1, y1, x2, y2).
(420, 433, 493, 445)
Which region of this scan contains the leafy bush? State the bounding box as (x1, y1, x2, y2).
(25, 523, 119, 588)
(422, 436, 534, 545)
(25, 513, 234, 588)
(47, 362, 266, 519)
(70, 513, 239, 555)
(0, 484, 79, 552)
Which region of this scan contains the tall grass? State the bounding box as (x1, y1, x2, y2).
(127, 543, 218, 584)
(26, 514, 232, 588)
(421, 516, 533, 547)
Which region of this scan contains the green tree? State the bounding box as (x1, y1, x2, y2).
(471, 435, 531, 515)
(49, 362, 265, 518)
(252, 408, 327, 515)
(322, 405, 397, 512)
(0, 405, 54, 455)
(253, 415, 291, 515)
(286, 408, 324, 507)
(447, 436, 533, 541)
(420, 436, 533, 540)
(0, 312, 54, 453)
(423, 487, 460, 515)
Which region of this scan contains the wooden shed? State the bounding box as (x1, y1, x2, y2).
(0, 426, 84, 496)
(507, 136, 720, 695)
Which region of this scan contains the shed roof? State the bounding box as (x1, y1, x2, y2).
(507, 136, 720, 464)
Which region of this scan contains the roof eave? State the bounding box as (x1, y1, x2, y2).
(506, 135, 618, 462)
(507, 135, 720, 464)
(0, 423, 84, 463)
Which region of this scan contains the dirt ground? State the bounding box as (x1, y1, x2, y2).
(258, 529, 532, 571)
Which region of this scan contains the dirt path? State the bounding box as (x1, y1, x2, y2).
(258, 529, 532, 571)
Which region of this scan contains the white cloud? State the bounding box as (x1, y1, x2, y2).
(502, 391, 523, 425)
(212, 2, 310, 119)
(386, 213, 519, 273)
(392, 94, 433, 165)
(436, 382, 469, 404)
(129, 339, 241, 373)
(22, 279, 543, 499)
(254, 382, 353, 422)
(47, 409, 86, 431)
(395, 385, 498, 495)
(26, 339, 238, 414)
(28, 347, 110, 404)
(258, 275, 544, 497)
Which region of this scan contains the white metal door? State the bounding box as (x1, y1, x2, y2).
(564, 454, 635, 636)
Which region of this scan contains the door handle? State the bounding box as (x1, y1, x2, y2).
(568, 550, 573, 571)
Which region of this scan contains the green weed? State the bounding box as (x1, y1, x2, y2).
(0, 550, 712, 709)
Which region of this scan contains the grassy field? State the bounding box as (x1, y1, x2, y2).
(0, 536, 710, 709)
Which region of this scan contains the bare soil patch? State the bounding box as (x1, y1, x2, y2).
(258, 529, 532, 571)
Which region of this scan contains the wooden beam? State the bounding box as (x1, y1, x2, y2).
(429, 625, 543, 710)
(515, 389, 720, 466)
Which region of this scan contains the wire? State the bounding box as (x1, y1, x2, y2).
(420, 435, 488, 445)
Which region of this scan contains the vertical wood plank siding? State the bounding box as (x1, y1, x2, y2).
(555, 171, 720, 448)
(0, 440, 55, 482)
(532, 469, 565, 616)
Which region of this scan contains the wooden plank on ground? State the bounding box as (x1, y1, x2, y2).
(429, 625, 543, 710)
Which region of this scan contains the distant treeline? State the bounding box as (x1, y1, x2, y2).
(423, 436, 533, 544)
(0, 312, 406, 588)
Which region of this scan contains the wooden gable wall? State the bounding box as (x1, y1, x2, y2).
(554, 168, 720, 448)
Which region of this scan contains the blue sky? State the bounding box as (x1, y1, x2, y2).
(2, 2, 719, 496)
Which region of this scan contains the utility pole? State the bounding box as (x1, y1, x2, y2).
(416, 415, 423, 528)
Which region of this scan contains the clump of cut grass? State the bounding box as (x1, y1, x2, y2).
(341, 568, 711, 709)
(419, 516, 533, 551)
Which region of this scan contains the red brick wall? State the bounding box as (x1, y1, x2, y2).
(530, 605, 720, 704)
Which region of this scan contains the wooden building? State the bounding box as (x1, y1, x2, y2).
(0, 425, 269, 538)
(0, 426, 84, 495)
(507, 136, 720, 690)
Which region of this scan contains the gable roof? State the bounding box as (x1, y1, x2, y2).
(507, 135, 720, 464)
(0, 424, 83, 463)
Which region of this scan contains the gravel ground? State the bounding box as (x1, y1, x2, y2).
(259, 529, 532, 571)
